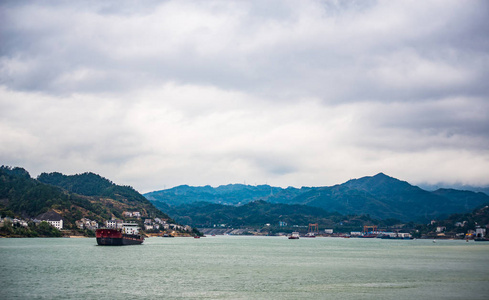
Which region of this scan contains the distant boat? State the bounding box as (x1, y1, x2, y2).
(194, 236, 201, 239)
(358, 233, 378, 238)
(378, 233, 413, 240)
(288, 232, 300, 239)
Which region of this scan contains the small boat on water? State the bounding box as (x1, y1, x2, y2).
(358, 233, 379, 238)
(96, 223, 144, 246)
(288, 232, 300, 239)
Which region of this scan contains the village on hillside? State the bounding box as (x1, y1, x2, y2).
(0, 210, 193, 237)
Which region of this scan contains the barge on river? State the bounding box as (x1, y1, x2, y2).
(96, 223, 144, 246)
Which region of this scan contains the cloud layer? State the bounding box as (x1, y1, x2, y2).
(1, 0, 489, 192)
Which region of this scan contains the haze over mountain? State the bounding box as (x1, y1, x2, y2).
(145, 173, 489, 222)
(144, 184, 311, 206)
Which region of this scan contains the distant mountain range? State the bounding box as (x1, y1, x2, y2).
(419, 183, 489, 195)
(145, 183, 309, 206)
(145, 173, 489, 223)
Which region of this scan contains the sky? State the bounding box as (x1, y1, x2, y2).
(1, 0, 488, 193)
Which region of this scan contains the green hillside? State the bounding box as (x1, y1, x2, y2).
(295, 173, 489, 222)
(0, 166, 171, 236)
(37, 171, 165, 219)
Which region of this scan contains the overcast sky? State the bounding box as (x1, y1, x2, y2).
(1, 0, 488, 193)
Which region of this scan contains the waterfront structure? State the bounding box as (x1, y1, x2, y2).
(308, 223, 319, 235)
(35, 210, 63, 230)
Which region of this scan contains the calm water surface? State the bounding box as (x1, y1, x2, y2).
(1, 236, 488, 299)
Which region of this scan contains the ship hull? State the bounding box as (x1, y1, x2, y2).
(474, 238, 489, 242)
(96, 229, 144, 246)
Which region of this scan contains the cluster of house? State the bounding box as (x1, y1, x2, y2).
(102, 217, 192, 232)
(0, 217, 28, 228)
(141, 218, 191, 232)
(122, 211, 141, 218)
(1, 209, 192, 234)
(430, 219, 487, 238)
(0, 211, 64, 230)
(75, 218, 99, 230)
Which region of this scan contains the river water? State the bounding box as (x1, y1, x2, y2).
(1, 236, 488, 299)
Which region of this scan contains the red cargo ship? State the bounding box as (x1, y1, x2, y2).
(96, 223, 144, 246)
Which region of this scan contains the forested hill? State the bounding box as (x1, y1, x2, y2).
(37, 171, 150, 204)
(36, 171, 168, 221)
(0, 166, 170, 229)
(146, 173, 489, 222)
(292, 173, 489, 222)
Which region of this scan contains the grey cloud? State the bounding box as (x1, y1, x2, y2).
(1, 1, 489, 191)
(2, 1, 487, 102)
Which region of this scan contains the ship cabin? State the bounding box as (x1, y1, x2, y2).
(122, 223, 140, 235)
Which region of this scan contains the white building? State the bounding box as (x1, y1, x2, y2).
(154, 218, 166, 224)
(13, 218, 28, 227)
(47, 219, 63, 230)
(90, 220, 99, 229)
(35, 210, 63, 230)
